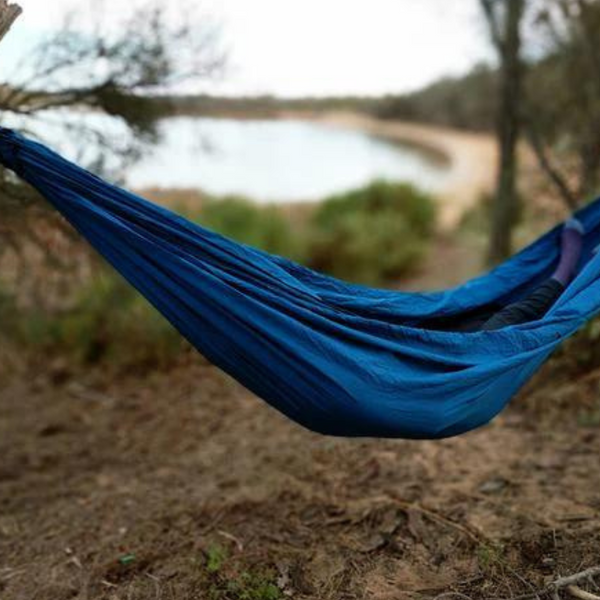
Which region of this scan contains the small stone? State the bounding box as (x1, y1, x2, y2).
(478, 477, 508, 494)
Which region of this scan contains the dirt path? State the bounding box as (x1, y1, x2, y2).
(290, 111, 497, 232)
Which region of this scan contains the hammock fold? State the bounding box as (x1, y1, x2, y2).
(2, 126, 600, 439)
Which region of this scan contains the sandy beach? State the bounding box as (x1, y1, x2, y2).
(298, 111, 498, 232)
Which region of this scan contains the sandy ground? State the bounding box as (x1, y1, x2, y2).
(1, 354, 599, 600)
(291, 111, 498, 232)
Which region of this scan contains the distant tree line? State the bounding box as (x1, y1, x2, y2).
(375, 65, 499, 132)
(157, 94, 379, 119)
(159, 68, 499, 133)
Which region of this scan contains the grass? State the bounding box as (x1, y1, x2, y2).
(202, 544, 282, 600)
(208, 570, 282, 600)
(206, 545, 228, 574)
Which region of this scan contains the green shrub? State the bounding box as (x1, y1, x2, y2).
(188, 195, 306, 262)
(307, 180, 436, 284)
(13, 271, 185, 371)
(178, 186, 434, 285)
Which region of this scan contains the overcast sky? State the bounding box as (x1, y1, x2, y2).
(1, 0, 492, 97)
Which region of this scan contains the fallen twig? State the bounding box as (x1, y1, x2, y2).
(387, 494, 485, 544)
(567, 585, 600, 600)
(487, 566, 600, 600)
(553, 569, 600, 591)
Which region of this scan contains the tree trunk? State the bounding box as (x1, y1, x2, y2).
(487, 0, 525, 265)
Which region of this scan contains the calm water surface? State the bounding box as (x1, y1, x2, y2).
(127, 117, 450, 202)
(5, 112, 451, 202)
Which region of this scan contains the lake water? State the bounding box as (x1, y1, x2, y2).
(4, 112, 450, 202)
(127, 117, 450, 202)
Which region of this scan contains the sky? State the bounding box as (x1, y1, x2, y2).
(1, 0, 492, 98)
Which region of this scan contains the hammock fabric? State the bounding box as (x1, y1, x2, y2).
(2, 127, 600, 440)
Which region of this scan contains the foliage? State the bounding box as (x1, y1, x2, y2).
(376, 64, 498, 132)
(161, 93, 378, 119)
(0, 1, 227, 320)
(476, 543, 507, 577)
(307, 180, 435, 284)
(206, 545, 228, 574)
(180, 187, 435, 284)
(208, 571, 282, 600)
(195, 196, 307, 262)
(7, 271, 185, 371)
(218, 571, 282, 600)
(166, 67, 498, 133)
(2, 2, 224, 138)
(202, 546, 282, 600)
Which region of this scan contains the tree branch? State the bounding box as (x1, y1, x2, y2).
(480, 0, 505, 53)
(0, 0, 22, 44)
(522, 114, 580, 211)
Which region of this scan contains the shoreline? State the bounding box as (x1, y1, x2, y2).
(144, 110, 498, 233)
(279, 110, 497, 231)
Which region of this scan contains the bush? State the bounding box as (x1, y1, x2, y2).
(177, 186, 434, 285)
(191, 195, 306, 262)
(307, 180, 436, 284)
(11, 272, 186, 371)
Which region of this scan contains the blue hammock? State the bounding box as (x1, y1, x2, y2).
(2, 126, 600, 440)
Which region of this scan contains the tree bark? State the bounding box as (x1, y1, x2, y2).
(0, 0, 21, 45)
(482, 0, 525, 265)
